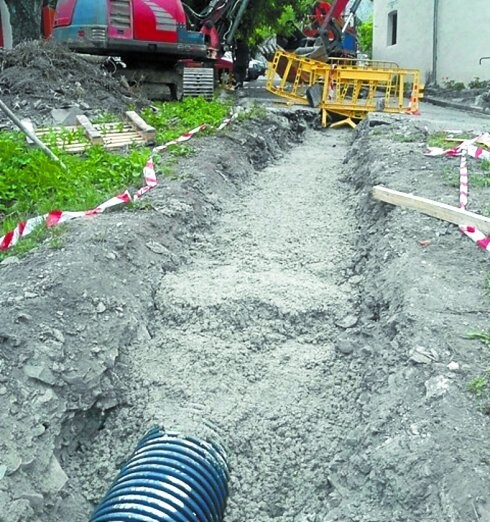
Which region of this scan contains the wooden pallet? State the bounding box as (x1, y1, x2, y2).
(23, 111, 156, 153)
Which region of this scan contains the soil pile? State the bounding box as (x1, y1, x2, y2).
(0, 40, 145, 127)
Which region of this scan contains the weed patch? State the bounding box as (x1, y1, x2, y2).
(466, 332, 490, 414)
(142, 97, 231, 144)
(0, 97, 232, 255)
(427, 131, 472, 149)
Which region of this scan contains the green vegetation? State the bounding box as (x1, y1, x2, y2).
(468, 77, 490, 90)
(357, 16, 373, 56)
(466, 331, 490, 347)
(442, 79, 465, 91)
(466, 332, 490, 413)
(0, 97, 232, 257)
(427, 131, 453, 149)
(428, 129, 490, 414)
(0, 131, 148, 230)
(426, 131, 472, 149)
(468, 374, 489, 398)
(474, 159, 490, 188)
(237, 100, 267, 121)
(142, 97, 231, 143)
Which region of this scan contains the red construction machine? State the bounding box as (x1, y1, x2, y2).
(51, 0, 251, 98)
(270, 0, 362, 62)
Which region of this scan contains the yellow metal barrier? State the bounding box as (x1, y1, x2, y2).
(266, 50, 424, 127)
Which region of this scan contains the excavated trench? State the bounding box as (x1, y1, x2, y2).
(1, 109, 489, 522)
(54, 115, 367, 522)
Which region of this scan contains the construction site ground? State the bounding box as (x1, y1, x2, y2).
(0, 44, 490, 522)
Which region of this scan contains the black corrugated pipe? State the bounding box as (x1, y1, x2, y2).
(89, 427, 230, 522)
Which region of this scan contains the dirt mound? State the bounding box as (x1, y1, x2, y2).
(0, 40, 146, 127)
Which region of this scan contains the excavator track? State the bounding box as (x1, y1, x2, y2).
(183, 67, 215, 99)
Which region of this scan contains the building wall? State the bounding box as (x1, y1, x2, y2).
(373, 0, 490, 85)
(372, 0, 434, 83)
(436, 1, 490, 85)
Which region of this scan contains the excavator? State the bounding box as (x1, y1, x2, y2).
(259, 0, 363, 84)
(51, 0, 251, 99)
(49, 0, 362, 99)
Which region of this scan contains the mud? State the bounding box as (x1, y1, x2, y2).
(0, 107, 489, 522)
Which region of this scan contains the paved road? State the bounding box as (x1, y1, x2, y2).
(244, 77, 490, 131)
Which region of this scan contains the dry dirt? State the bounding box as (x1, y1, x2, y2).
(0, 44, 489, 522)
(0, 40, 147, 127)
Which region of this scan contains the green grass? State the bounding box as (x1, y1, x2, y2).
(440, 165, 459, 187)
(472, 160, 490, 187)
(466, 331, 490, 414)
(0, 132, 149, 231)
(467, 370, 490, 414)
(427, 131, 453, 149)
(427, 131, 472, 149)
(0, 97, 232, 255)
(142, 97, 232, 144)
(466, 331, 490, 346)
(468, 375, 488, 397)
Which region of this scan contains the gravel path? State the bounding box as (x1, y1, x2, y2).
(129, 129, 362, 521)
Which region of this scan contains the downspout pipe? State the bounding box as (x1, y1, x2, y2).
(0, 0, 13, 49)
(432, 0, 439, 84)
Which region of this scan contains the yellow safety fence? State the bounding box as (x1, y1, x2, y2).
(266, 50, 424, 128)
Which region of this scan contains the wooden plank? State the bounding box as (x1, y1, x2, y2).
(103, 139, 144, 146)
(103, 132, 141, 139)
(372, 185, 490, 234)
(76, 115, 104, 145)
(125, 110, 156, 142)
(96, 123, 133, 132)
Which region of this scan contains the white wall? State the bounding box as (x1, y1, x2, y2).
(373, 0, 490, 85)
(373, 0, 433, 83)
(436, 1, 490, 85)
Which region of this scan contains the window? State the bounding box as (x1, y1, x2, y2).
(388, 10, 398, 46)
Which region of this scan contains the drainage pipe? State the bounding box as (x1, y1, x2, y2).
(0, 0, 13, 49)
(89, 427, 230, 522)
(432, 0, 439, 84)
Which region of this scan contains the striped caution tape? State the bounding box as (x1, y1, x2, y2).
(425, 136, 490, 253)
(0, 113, 238, 251)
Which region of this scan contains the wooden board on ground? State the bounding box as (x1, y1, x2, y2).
(372, 185, 490, 234)
(24, 112, 156, 153)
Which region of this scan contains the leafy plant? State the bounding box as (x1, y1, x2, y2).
(443, 79, 465, 91)
(357, 16, 373, 56)
(468, 77, 489, 89)
(468, 375, 488, 398)
(142, 97, 231, 144)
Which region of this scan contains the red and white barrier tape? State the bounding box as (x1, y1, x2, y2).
(0, 113, 237, 251)
(425, 136, 490, 253)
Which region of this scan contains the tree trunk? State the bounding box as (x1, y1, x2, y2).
(4, 0, 43, 45)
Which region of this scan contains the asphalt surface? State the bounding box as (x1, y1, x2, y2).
(244, 77, 490, 132)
